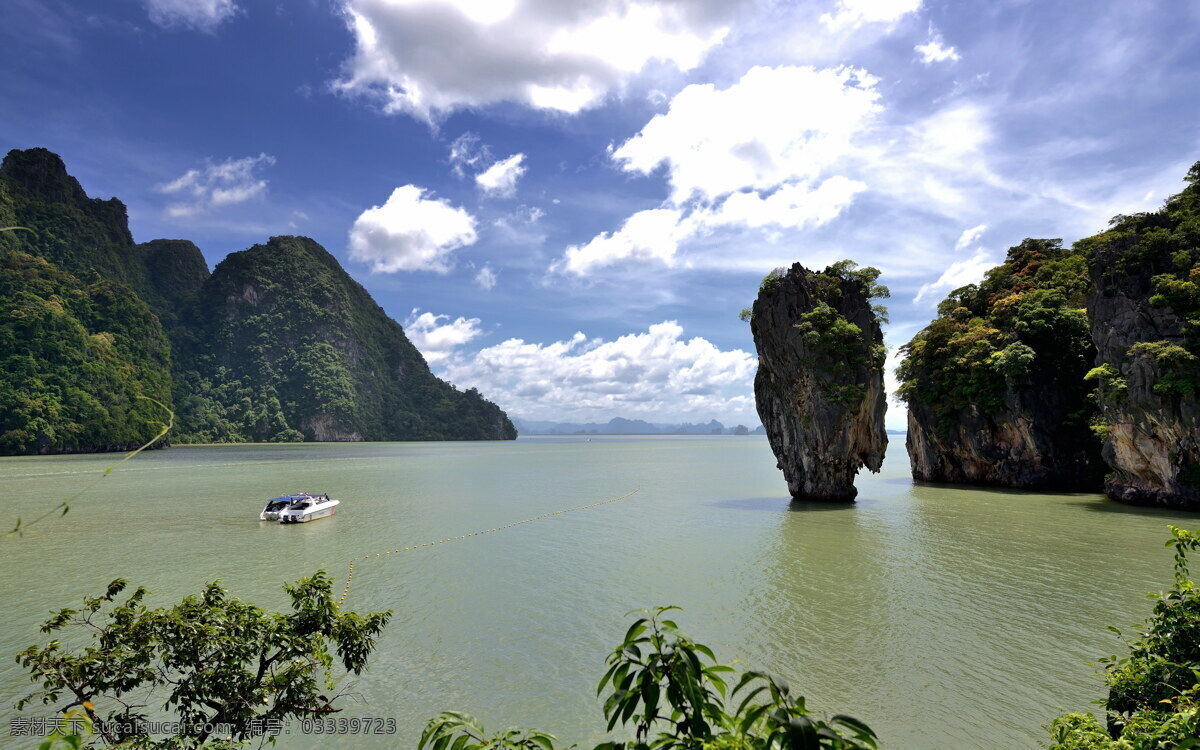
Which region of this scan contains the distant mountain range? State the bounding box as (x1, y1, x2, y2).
(512, 417, 766, 435)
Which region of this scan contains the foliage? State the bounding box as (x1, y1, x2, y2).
(1127, 341, 1200, 396)
(742, 260, 889, 409)
(1047, 526, 1200, 748)
(171, 235, 516, 443)
(897, 238, 1098, 443)
(17, 573, 391, 749)
(0, 249, 173, 455)
(1078, 160, 1200, 399)
(421, 606, 878, 750)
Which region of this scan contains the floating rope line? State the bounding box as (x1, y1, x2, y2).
(338, 487, 640, 605)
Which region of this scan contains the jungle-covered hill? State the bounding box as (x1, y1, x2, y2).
(0, 148, 515, 455)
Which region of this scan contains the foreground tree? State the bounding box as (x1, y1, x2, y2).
(17, 572, 391, 748)
(421, 606, 878, 750)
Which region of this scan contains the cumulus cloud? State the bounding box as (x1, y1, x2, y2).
(553, 208, 688, 276)
(553, 66, 878, 275)
(474, 264, 497, 290)
(614, 65, 881, 203)
(476, 153, 527, 196)
(333, 0, 738, 119)
(438, 321, 758, 423)
(404, 309, 484, 364)
(159, 153, 274, 217)
(914, 249, 995, 303)
(553, 177, 867, 275)
(348, 186, 477, 273)
(144, 0, 238, 31)
(915, 30, 960, 64)
(820, 0, 922, 32)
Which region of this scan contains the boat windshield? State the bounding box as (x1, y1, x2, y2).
(264, 500, 290, 511)
(289, 500, 311, 509)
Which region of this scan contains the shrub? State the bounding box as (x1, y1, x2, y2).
(422, 606, 878, 750)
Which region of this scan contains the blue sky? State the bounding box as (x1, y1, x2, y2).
(2, 0, 1198, 429)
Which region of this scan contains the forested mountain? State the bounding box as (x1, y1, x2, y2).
(173, 236, 515, 442)
(0, 148, 515, 454)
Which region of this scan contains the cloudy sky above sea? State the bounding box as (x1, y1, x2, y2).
(2, 0, 1198, 429)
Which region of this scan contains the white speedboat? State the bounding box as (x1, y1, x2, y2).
(278, 493, 339, 524)
(259, 492, 339, 523)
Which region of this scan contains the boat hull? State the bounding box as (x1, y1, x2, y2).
(279, 502, 338, 523)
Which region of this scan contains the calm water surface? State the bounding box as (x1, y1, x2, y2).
(2, 436, 1197, 749)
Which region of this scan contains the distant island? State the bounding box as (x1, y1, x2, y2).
(511, 416, 766, 436)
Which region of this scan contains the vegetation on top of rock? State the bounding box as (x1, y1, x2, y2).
(1084, 161, 1200, 507)
(897, 238, 1094, 429)
(1082, 162, 1200, 396)
(896, 237, 1103, 489)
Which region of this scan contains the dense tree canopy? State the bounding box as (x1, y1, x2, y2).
(897, 238, 1097, 439)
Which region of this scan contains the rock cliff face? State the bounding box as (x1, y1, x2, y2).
(750, 262, 887, 501)
(1082, 163, 1200, 509)
(898, 239, 1104, 490)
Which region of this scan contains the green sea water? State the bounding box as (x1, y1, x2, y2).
(2, 436, 1197, 749)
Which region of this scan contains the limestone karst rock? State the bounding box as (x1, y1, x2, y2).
(898, 239, 1104, 490)
(749, 262, 887, 501)
(1082, 162, 1200, 509)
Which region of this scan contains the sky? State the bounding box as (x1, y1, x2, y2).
(2, 0, 1198, 429)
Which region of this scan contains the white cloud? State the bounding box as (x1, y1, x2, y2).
(553, 66, 878, 275)
(614, 65, 881, 203)
(476, 153, 527, 197)
(820, 0, 922, 32)
(954, 224, 987, 250)
(159, 153, 274, 217)
(553, 207, 688, 276)
(474, 264, 497, 290)
(144, 0, 238, 31)
(404, 309, 484, 364)
(915, 31, 960, 64)
(449, 132, 490, 178)
(439, 321, 758, 423)
(914, 249, 995, 303)
(553, 178, 867, 276)
(348, 186, 477, 273)
(334, 0, 738, 120)
(693, 177, 867, 230)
